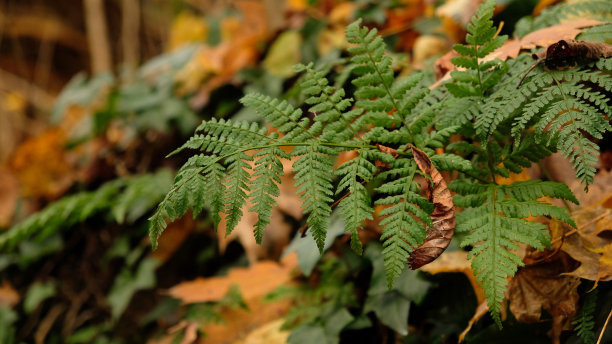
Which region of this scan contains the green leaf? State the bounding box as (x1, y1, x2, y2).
(107, 258, 159, 319)
(24, 281, 57, 314)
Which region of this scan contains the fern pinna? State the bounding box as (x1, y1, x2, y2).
(149, 20, 468, 288)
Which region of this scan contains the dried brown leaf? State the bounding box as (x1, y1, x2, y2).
(432, 19, 607, 86)
(561, 206, 612, 285)
(507, 261, 580, 344)
(408, 146, 456, 269)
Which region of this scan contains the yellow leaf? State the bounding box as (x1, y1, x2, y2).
(262, 30, 302, 77)
(168, 11, 208, 50)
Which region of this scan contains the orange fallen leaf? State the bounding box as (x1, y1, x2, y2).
(149, 216, 195, 263)
(167, 253, 298, 304)
(200, 298, 291, 344)
(458, 301, 488, 343)
(0, 281, 19, 308)
(11, 129, 75, 200)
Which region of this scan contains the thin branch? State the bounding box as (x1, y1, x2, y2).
(596, 307, 612, 344)
(83, 0, 112, 74)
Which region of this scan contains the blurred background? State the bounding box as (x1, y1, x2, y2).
(1, 0, 611, 343)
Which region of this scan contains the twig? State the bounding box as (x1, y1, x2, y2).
(596, 307, 612, 344)
(550, 209, 611, 245)
(0, 68, 54, 110)
(516, 60, 542, 89)
(34, 304, 66, 344)
(121, 0, 140, 80)
(84, 0, 112, 73)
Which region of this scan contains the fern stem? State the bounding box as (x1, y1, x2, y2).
(363, 49, 414, 142)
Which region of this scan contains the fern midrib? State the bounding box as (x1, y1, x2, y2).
(363, 50, 414, 142)
(350, 157, 362, 230)
(551, 73, 593, 185)
(487, 185, 499, 311)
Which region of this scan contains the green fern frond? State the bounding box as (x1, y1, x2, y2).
(572, 290, 598, 344)
(250, 147, 288, 243)
(346, 20, 401, 127)
(297, 63, 364, 142)
(1, 170, 173, 251)
(240, 93, 312, 141)
(224, 152, 253, 235)
(448, 0, 508, 142)
(452, 180, 577, 326)
(375, 159, 433, 287)
(293, 143, 335, 251)
(335, 149, 377, 254)
(512, 68, 612, 187)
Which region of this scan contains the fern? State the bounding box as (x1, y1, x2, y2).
(572, 290, 598, 344)
(510, 65, 612, 186)
(376, 159, 432, 287)
(150, 20, 458, 287)
(452, 180, 578, 326)
(149, 4, 609, 326)
(446, 0, 508, 142)
(1, 169, 173, 251)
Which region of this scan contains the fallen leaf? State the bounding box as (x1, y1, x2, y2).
(0, 167, 19, 228)
(521, 19, 607, 50)
(167, 253, 298, 304)
(408, 146, 456, 269)
(507, 261, 580, 344)
(175, 0, 270, 108)
(263, 30, 303, 77)
(420, 250, 486, 304)
(149, 216, 195, 263)
(561, 205, 612, 285)
(436, 0, 484, 27)
(458, 301, 488, 343)
(200, 298, 292, 344)
(11, 129, 75, 200)
(0, 282, 19, 308)
(533, 0, 563, 16)
(231, 318, 290, 344)
(413, 35, 450, 64)
(432, 19, 608, 85)
(168, 11, 208, 50)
